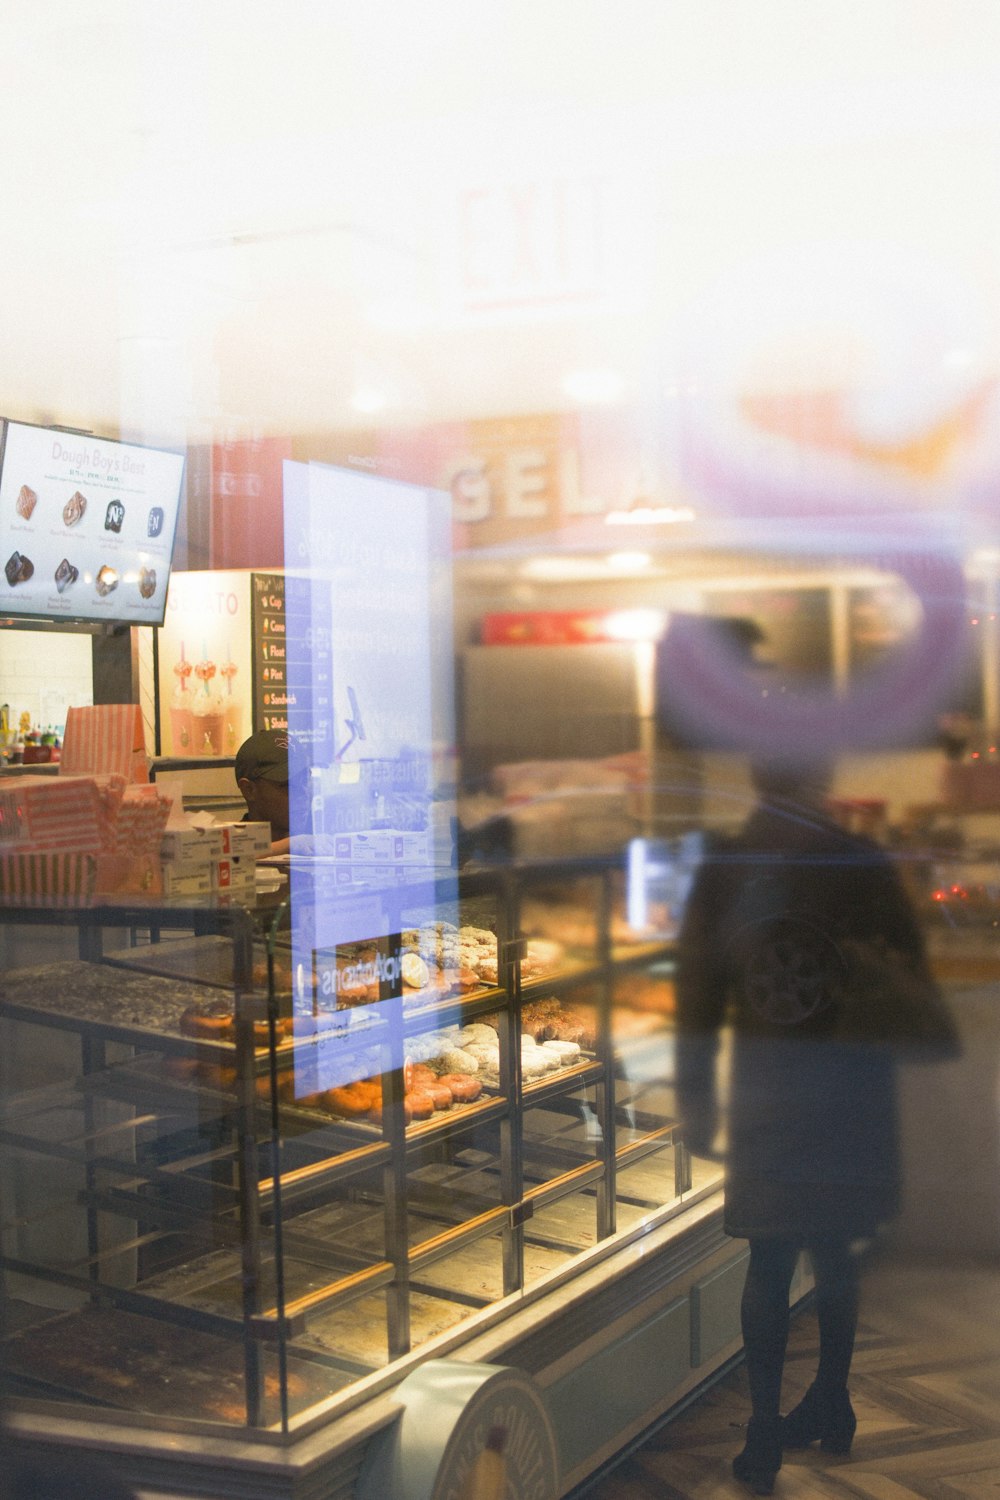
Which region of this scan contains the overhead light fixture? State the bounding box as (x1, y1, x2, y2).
(607, 551, 652, 573)
(520, 556, 610, 582)
(350, 387, 388, 415)
(605, 503, 696, 526)
(604, 608, 666, 641)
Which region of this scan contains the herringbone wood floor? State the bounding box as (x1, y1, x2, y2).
(581, 1250, 1000, 1498)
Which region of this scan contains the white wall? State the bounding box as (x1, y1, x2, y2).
(0, 629, 93, 735)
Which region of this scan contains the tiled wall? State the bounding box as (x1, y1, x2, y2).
(0, 629, 93, 735)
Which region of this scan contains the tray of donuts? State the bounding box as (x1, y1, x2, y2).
(290, 1065, 486, 1128)
(399, 923, 564, 998)
(146, 1001, 291, 1090)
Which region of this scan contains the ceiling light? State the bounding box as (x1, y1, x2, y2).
(607, 551, 651, 573)
(520, 556, 610, 582)
(350, 387, 388, 415)
(605, 503, 696, 526)
(604, 609, 666, 641)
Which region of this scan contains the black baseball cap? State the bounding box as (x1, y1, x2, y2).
(235, 729, 297, 785)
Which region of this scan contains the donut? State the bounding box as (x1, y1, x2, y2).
(401, 952, 431, 990)
(458, 967, 481, 991)
(405, 1090, 435, 1120)
(458, 1023, 498, 1045)
(368, 1099, 413, 1126)
(179, 1003, 233, 1041)
(541, 1039, 581, 1062)
(427, 1083, 453, 1111)
(434, 1047, 479, 1076)
(326, 1084, 371, 1117)
(337, 977, 369, 1005)
(437, 1073, 482, 1103)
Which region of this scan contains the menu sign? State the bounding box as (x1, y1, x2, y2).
(251, 571, 334, 754)
(0, 420, 184, 624)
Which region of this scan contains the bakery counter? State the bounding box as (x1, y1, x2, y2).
(0, 862, 718, 1495)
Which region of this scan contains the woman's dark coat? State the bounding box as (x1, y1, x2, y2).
(676, 800, 933, 1241)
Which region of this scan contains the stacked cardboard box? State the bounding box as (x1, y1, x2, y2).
(159, 822, 269, 899)
(0, 775, 172, 904)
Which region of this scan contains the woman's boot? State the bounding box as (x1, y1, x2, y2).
(732, 1417, 783, 1495)
(781, 1382, 857, 1454)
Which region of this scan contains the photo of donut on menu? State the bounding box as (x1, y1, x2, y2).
(63, 490, 86, 526)
(95, 564, 118, 597)
(55, 558, 78, 594)
(15, 484, 37, 520)
(5, 551, 33, 586)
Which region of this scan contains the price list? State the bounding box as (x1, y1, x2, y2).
(251, 572, 334, 757)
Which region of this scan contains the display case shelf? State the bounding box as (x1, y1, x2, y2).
(0, 857, 690, 1442)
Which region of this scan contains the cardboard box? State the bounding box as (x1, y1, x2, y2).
(161, 864, 214, 899)
(61, 704, 149, 783)
(215, 821, 272, 856)
(331, 830, 432, 865)
(214, 857, 256, 895)
(0, 775, 125, 853)
(332, 832, 394, 863)
(0, 850, 162, 905)
(161, 827, 226, 862)
(389, 832, 432, 865)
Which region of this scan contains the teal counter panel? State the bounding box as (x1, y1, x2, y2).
(690, 1249, 749, 1367)
(547, 1295, 690, 1478)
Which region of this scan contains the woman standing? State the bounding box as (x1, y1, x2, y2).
(676, 761, 954, 1494)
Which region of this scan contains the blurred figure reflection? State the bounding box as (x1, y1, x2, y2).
(676, 759, 957, 1495)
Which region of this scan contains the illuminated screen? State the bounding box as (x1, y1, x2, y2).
(0, 420, 184, 626)
(282, 461, 457, 1095)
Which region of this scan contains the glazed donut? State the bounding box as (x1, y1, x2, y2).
(179, 1003, 234, 1041)
(325, 1084, 371, 1117)
(368, 1099, 413, 1126)
(427, 1083, 453, 1111)
(437, 1073, 482, 1103)
(409, 1064, 437, 1091)
(405, 1090, 435, 1120)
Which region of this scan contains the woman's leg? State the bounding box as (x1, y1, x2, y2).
(781, 1235, 859, 1453)
(741, 1237, 799, 1419)
(807, 1235, 859, 1393)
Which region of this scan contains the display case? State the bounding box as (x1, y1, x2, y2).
(0, 860, 722, 1472)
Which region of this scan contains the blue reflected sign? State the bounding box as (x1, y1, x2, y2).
(281, 461, 456, 1095)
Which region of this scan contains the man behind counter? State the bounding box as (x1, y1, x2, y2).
(234, 729, 307, 855)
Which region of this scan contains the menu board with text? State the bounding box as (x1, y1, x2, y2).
(251, 571, 334, 754)
(0, 420, 184, 624)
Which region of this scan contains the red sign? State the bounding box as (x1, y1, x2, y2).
(210, 436, 290, 569)
(482, 610, 619, 645)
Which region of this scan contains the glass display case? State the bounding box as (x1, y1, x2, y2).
(0, 863, 721, 1442)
